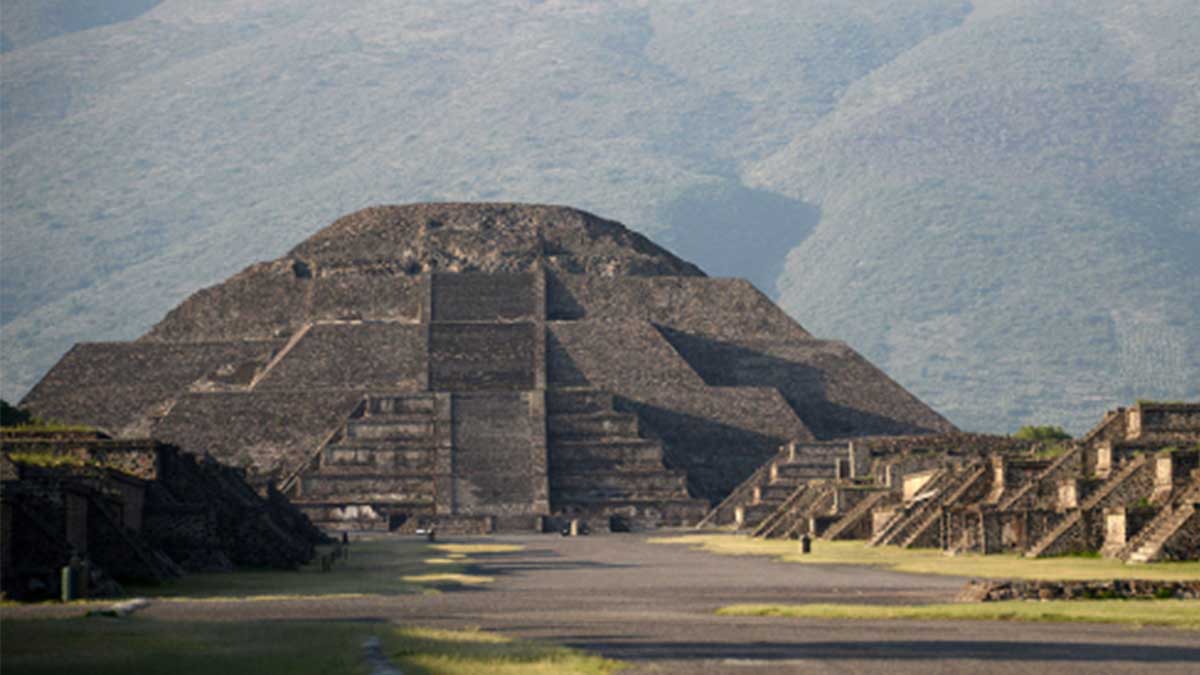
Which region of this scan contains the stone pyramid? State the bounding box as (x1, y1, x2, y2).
(22, 203, 955, 532)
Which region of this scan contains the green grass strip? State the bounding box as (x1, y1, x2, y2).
(651, 534, 1200, 581)
(717, 600, 1200, 630)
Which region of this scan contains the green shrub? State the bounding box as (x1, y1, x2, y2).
(1014, 425, 1072, 441)
(0, 399, 32, 427)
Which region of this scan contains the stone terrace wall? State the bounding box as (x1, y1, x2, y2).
(660, 329, 956, 439)
(310, 272, 425, 323)
(429, 323, 536, 391)
(1134, 403, 1200, 438)
(21, 341, 283, 436)
(549, 318, 812, 501)
(549, 321, 706, 390)
(147, 449, 320, 569)
(143, 262, 428, 343)
(0, 436, 160, 480)
(432, 273, 536, 321)
(254, 323, 426, 391)
(862, 434, 1040, 486)
(547, 274, 812, 341)
(143, 260, 310, 342)
(152, 390, 362, 482)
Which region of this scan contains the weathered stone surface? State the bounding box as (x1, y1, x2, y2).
(21, 202, 955, 531)
(1, 431, 323, 601)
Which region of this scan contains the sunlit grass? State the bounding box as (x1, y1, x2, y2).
(652, 534, 1200, 581)
(430, 544, 525, 555)
(385, 626, 621, 675)
(717, 600, 1200, 630)
(402, 573, 494, 586)
(127, 537, 519, 600)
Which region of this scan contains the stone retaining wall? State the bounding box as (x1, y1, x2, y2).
(959, 578, 1200, 601)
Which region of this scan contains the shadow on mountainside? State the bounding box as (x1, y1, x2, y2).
(657, 182, 819, 298)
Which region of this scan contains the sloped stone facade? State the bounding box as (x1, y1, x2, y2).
(22, 203, 954, 533)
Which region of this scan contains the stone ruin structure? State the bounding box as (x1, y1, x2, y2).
(1, 429, 324, 600)
(707, 401, 1200, 563)
(20, 203, 954, 534)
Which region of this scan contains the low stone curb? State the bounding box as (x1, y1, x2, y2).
(958, 579, 1200, 602)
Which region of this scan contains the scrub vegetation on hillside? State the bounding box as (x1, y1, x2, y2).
(2, 1, 1196, 433)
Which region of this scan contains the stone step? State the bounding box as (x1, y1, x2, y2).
(296, 475, 434, 500)
(549, 454, 667, 470)
(552, 498, 710, 528)
(821, 490, 892, 541)
(551, 469, 687, 491)
(550, 439, 665, 465)
(734, 502, 782, 529)
(345, 418, 436, 442)
(754, 484, 800, 503)
(310, 464, 435, 477)
(548, 413, 639, 440)
(546, 389, 615, 415)
(298, 501, 435, 532)
(551, 483, 690, 503)
(772, 462, 838, 480)
(362, 396, 436, 416)
(322, 446, 437, 470)
(787, 444, 852, 459)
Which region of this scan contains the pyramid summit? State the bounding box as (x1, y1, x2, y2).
(22, 202, 954, 532)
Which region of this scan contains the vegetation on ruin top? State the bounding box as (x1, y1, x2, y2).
(4, 452, 103, 470)
(1, 400, 96, 434)
(717, 600, 1200, 630)
(653, 535, 1200, 582)
(1013, 425, 1072, 442)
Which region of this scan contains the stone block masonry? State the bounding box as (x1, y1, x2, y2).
(21, 203, 955, 532)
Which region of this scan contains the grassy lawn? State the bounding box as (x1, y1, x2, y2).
(0, 619, 620, 675)
(717, 600, 1200, 630)
(651, 534, 1200, 581)
(126, 536, 523, 599)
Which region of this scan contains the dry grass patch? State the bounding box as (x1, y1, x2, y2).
(402, 573, 494, 586)
(128, 537, 511, 600)
(651, 534, 1200, 581)
(429, 543, 525, 555)
(385, 626, 621, 674)
(718, 600, 1200, 630)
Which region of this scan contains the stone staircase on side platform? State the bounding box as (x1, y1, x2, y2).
(546, 388, 708, 528)
(1124, 480, 1200, 563)
(1025, 454, 1151, 558)
(290, 393, 444, 532)
(819, 489, 894, 541)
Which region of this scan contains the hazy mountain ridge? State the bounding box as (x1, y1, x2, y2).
(2, 0, 1196, 432)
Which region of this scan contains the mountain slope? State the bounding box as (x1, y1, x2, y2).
(2, 0, 1196, 432)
